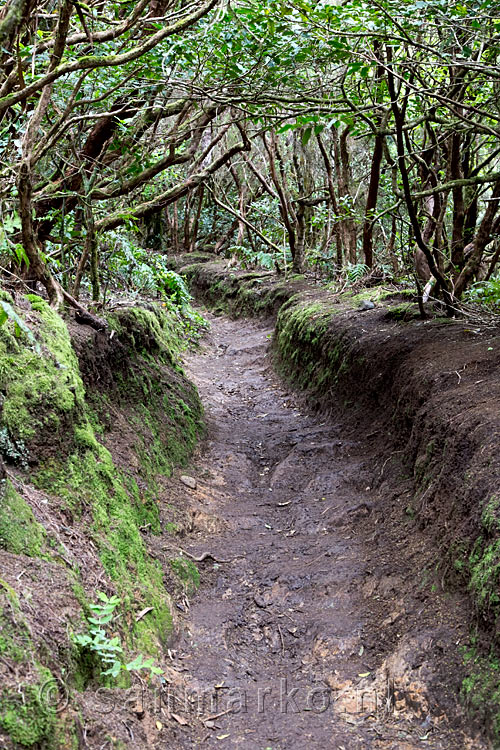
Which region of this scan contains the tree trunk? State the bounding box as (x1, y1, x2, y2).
(214, 218, 238, 254)
(189, 186, 204, 252)
(333, 126, 357, 264)
(316, 133, 343, 267)
(183, 193, 193, 251)
(361, 124, 385, 268)
(294, 203, 306, 273)
(454, 181, 500, 296)
(18, 160, 64, 306)
(87, 205, 100, 302)
(386, 214, 399, 274)
(450, 131, 465, 267)
(229, 165, 247, 247)
(172, 201, 179, 253)
(263, 132, 297, 262)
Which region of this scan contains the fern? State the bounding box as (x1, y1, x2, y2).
(346, 263, 369, 284)
(72, 592, 163, 679)
(106, 232, 191, 306)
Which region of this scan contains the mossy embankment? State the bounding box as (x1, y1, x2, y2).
(167, 255, 309, 317)
(175, 252, 500, 740)
(0, 292, 204, 748)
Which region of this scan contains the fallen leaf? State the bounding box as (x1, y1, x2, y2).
(358, 672, 371, 678)
(217, 735, 230, 740)
(172, 713, 188, 726)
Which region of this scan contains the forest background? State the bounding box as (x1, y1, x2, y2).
(0, 0, 499, 314)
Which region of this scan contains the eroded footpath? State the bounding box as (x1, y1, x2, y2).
(165, 313, 485, 750)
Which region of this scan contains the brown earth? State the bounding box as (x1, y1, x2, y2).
(2, 271, 498, 749)
(133, 311, 489, 749)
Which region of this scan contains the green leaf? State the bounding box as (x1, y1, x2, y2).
(301, 127, 312, 145)
(102, 661, 122, 678)
(73, 634, 92, 647)
(13, 244, 30, 268)
(125, 654, 147, 671)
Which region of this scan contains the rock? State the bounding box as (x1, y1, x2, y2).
(180, 475, 197, 489)
(358, 299, 376, 311)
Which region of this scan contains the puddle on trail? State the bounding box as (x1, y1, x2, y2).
(160, 314, 484, 750)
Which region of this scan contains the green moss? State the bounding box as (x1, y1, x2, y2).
(0, 295, 84, 445)
(0, 479, 45, 556)
(274, 298, 347, 393)
(35, 432, 173, 656)
(385, 302, 420, 321)
(0, 672, 57, 747)
(469, 536, 500, 612)
(339, 287, 412, 308)
(14, 297, 204, 673)
(107, 305, 181, 364)
(482, 495, 500, 534)
(120, 370, 202, 489)
(0, 292, 207, 745)
(180, 260, 308, 319)
(0, 578, 19, 607)
(455, 496, 500, 619)
(0, 610, 24, 662)
(177, 252, 215, 265)
(0, 597, 66, 748)
(461, 640, 500, 742)
(170, 557, 200, 592)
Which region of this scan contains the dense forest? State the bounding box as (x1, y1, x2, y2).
(0, 0, 499, 312)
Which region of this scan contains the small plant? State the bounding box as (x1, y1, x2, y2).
(464, 278, 500, 310)
(227, 244, 278, 270)
(346, 262, 369, 284)
(106, 232, 192, 306)
(72, 592, 162, 679)
(164, 522, 179, 534)
(0, 213, 30, 268)
(0, 427, 29, 468)
(152, 262, 191, 306)
(0, 300, 40, 352)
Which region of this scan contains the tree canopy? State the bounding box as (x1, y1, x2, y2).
(1, 0, 499, 312)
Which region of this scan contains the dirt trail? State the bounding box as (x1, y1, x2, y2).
(169, 313, 484, 750)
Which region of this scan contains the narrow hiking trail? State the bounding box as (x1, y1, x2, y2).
(169, 313, 483, 750)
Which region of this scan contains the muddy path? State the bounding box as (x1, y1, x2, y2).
(167, 313, 484, 750)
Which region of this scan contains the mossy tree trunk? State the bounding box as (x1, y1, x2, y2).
(18, 161, 65, 307)
(333, 125, 357, 264)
